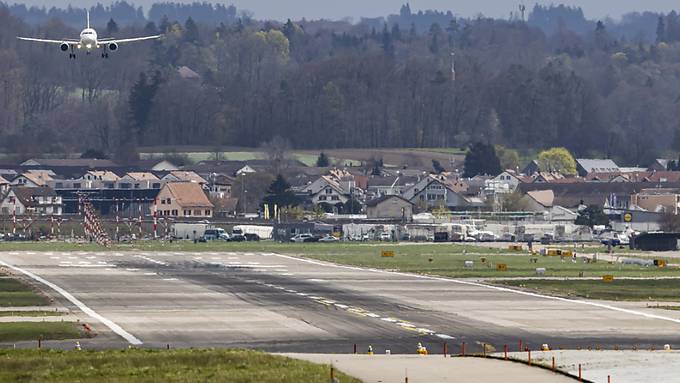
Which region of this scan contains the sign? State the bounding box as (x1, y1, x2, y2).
(496, 263, 508, 272)
(654, 259, 667, 268)
(623, 213, 633, 223)
(381, 250, 395, 258)
(602, 275, 614, 283)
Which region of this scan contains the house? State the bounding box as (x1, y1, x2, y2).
(137, 159, 180, 172)
(402, 174, 484, 210)
(365, 195, 414, 221)
(520, 190, 578, 221)
(206, 174, 234, 198)
(522, 160, 540, 175)
(648, 159, 671, 172)
(0, 186, 62, 216)
(0, 175, 9, 195)
(212, 197, 239, 217)
(118, 172, 161, 189)
(156, 182, 214, 218)
(11, 170, 54, 187)
(301, 169, 363, 213)
(76, 170, 120, 189)
(630, 188, 680, 214)
(585, 172, 629, 183)
(366, 175, 418, 198)
(576, 159, 619, 177)
(162, 171, 207, 187)
(185, 161, 255, 177)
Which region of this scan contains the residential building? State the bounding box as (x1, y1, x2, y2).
(648, 159, 671, 172)
(156, 182, 214, 218)
(11, 170, 54, 187)
(576, 159, 620, 177)
(402, 174, 484, 210)
(365, 195, 414, 221)
(302, 169, 363, 213)
(118, 172, 161, 189)
(366, 175, 418, 198)
(137, 159, 179, 172)
(630, 189, 680, 214)
(0, 175, 9, 195)
(0, 186, 62, 216)
(162, 171, 207, 187)
(206, 174, 234, 198)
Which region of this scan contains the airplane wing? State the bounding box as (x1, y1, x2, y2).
(104, 35, 161, 44)
(17, 37, 79, 44)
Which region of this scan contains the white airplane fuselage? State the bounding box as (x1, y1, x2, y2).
(79, 28, 98, 50)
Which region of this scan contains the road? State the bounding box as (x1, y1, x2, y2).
(0, 250, 679, 354)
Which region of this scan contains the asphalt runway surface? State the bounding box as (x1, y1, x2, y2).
(1, 249, 679, 354)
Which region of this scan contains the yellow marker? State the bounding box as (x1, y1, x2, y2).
(602, 275, 614, 282)
(381, 250, 395, 257)
(496, 263, 508, 272)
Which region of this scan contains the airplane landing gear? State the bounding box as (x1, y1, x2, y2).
(68, 53, 76, 59)
(101, 52, 109, 58)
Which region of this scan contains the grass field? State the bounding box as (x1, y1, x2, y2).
(0, 322, 83, 342)
(1, 241, 677, 279)
(0, 277, 49, 307)
(500, 279, 680, 301)
(0, 349, 360, 383)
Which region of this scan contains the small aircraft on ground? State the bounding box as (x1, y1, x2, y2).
(17, 10, 161, 59)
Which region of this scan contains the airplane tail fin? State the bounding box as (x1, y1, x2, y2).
(86, 9, 90, 29)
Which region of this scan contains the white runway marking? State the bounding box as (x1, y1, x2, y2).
(269, 253, 680, 325)
(162, 278, 178, 281)
(0, 259, 142, 345)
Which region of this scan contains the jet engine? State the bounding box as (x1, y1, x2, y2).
(60, 42, 69, 51)
(108, 42, 118, 51)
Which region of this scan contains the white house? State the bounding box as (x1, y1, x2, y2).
(0, 186, 62, 216)
(118, 172, 161, 189)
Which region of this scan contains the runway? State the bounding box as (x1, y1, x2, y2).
(1, 250, 679, 353)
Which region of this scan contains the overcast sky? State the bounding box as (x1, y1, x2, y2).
(18, 1, 680, 21)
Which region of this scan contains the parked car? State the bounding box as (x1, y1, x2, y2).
(379, 232, 392, 241)
(318, 235, 339, 243)
(476, 231, 498, 242)
(203, 228, 229, 241)
(290, 233, 316, 243)
(500, 233, 516, 242)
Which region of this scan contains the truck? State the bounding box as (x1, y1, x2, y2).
(171, 223, 211, 240)
(232, 225, 273, 240)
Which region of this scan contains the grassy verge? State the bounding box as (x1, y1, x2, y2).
(0, 322, 83, 342)
(1, 241, 677, 278)
(0, 349, 361, 383)
(499, 279, 680, 301)
(0, 277, 49, 307)
(0, 311, 63, 317)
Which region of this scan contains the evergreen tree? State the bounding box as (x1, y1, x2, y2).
(262, 175, 300, 215)
(432, 159, 445, 174)
(316, 152, 330, 167)
(129, 71, 162, 143)
(184, 17, 200, 43)
(106, 18, 119, 34)
(656, 16, 667, 43)
(463, 142, 502, 177)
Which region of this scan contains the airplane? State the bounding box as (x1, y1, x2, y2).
(17, 10, 161, 59)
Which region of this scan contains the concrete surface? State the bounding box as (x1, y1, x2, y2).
(502, 350, 680, 383)
(0, 250, 679, 354)
(284, 354, 578, 382)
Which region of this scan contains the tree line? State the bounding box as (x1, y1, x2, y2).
(2, 3, 680, 166)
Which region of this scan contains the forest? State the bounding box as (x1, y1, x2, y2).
(2, 2, 680, 166)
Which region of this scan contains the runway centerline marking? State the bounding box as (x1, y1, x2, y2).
(0, 259, 142, 345)
(268, 253, 680, 325)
